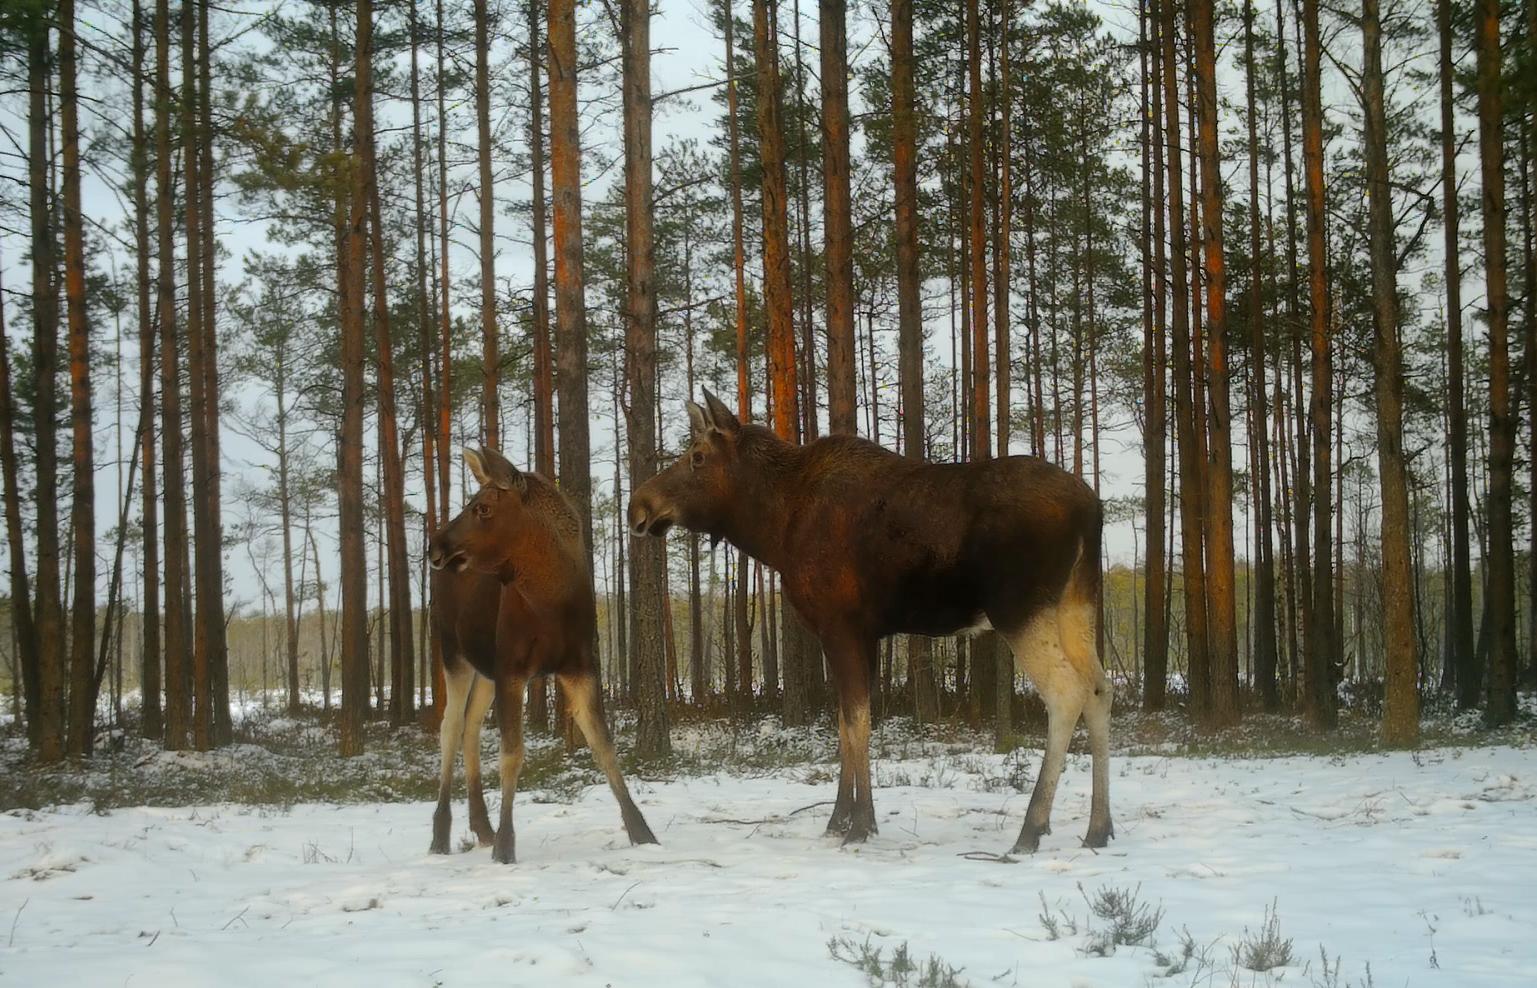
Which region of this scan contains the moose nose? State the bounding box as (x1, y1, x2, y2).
(626, 498, 649, 536)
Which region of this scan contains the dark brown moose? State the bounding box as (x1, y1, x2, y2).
(428, 447, 658, 863)
(628, 391, 1112, 851)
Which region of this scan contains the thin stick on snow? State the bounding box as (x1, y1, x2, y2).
(8, 899, 25, 947)
(610, 882, 641, 911)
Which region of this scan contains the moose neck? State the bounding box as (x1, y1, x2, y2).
(716, 429, 802, 573)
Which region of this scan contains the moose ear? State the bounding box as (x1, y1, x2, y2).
(686, 400, 710, 435)
(464, 447, 492, 487)
(701, 388, 740, 436)
(479, 446, 527, 493)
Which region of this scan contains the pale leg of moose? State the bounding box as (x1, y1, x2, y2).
(1006, 606, 1090, 854)
(562, 672, 659, 846)
(491, 675, 527, 864)
(460, 674, 497, 846)
(825, 710, 855, 836)
(430, 658, 474, 854)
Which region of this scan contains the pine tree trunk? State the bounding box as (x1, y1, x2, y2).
(1364, 0, 1420, 746)
(524, 0, 555, 732)
(339, 0, 374, 758)
(754, 0, 812, 726)
(821, 0, 856, 435)
(155, 0, 191, 751)
(622, 0, 672, 758)
(891, 0, 935, 722)
(0, 276, 38, 746)
(475, 0, 500, 448)
(1243, 0, 1278, 710)
(197, 0, 231, 747)
(1474, 0, 1517, 724)
(1360, 0, 1419, 744)
(27, 10, 66, 762)
(549, 0, 594, 556)
(1192, 0, 1239, 727)
(181, 0, 216, 750)
(1435, 0, 1476, 703)
(363, 25, 416, 728)
(1142, 0, 1169, 711)
(409, 0, 441, 725)
(1300, 0, 1337, 729)
(1159, 0, 1205, 714)
(129, 0, 162, 739)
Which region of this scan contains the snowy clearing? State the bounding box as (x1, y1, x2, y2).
(3, 731, 1535, 987)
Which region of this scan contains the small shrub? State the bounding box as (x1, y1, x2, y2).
(1079, 882, 1163, 950)
(1037, 891, 1078, 941)
(827, 935, 966, 988)
(1234, 901, 1293, 972)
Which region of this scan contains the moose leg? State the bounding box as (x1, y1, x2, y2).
(827, 633, 879, 845)
(491, 674, 527, 864)
(461, 674, 497, 846)
(1061, 598, 1114, 848)
(430, 657, 473, 854)
(1006, 611, 1089, 854)
(824, 711, 854, 836)
(562, 672, 659, 845)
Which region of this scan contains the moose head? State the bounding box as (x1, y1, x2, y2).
(627, 389, 754, 544)
(428, 447, 532, 580)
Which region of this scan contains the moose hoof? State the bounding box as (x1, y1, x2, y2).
(472, 825, 496, 848)
(1011, 822, 1049, 855)
(429, 811, 452, 855)
(1082, 820, 1115, 850)
(491, 831, 516, 865)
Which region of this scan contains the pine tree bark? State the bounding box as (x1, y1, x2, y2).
(409, 0, 442, 727)
(527, 0, 555, 731)
(62, 0, 98, 757)
(821, 0, 856, 436)
(1142, 0, 1169, 711)
(754, 0, 811, 725)
(155, 0, 191, 750)
(475, 0, 500, 447)
(1300, 0, 1337, 728)
(622, 0, 672, 758)
(197, 0, 231, 747)
(724, 0, 755, 706)
(0, 280, 38, 745)
(130, 0, 162, 739)
(28, 8, 65, 762)
(1474, 0, 1517, 724)
(1159, 0, 1205, 714)
(1243, 0, 1278, 710)
(1192, 0, 1239, 727)
(1437, 0, 1475, 703)
(181, 0, 218, 750)
(1361, 0, 1419, 744)
(339, 0, 374, 757)
(891, 0, 935, 722)
(549, 0, 594, 555)
(1277, 0, 1313, 698)
(363, 16, 416, 728)
(965, 0, 989, 460)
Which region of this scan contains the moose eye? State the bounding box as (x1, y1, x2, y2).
(474, 501, 492, 519)
(690, 449, 705, 468)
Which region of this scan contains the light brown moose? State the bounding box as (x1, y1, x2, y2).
(428, 447, 657, 863)
(628, 391, 1111, 852)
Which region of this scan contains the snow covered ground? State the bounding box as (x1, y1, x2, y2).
(2, 726, 1535, 986)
